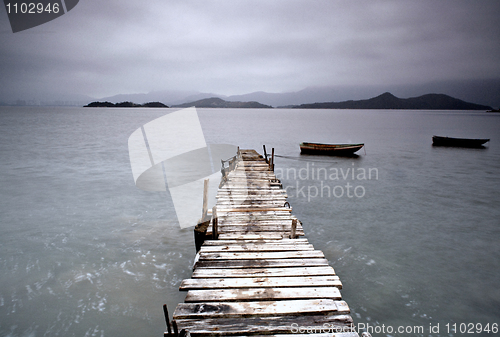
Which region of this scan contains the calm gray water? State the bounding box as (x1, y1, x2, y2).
(0, 106, 499, 337)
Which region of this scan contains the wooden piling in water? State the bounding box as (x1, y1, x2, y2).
(166, 149, 370, 336)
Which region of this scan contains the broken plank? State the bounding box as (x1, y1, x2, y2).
(173, 314, 354, 336)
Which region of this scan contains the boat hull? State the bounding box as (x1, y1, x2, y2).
(300, 142, 364, 156)
(432, 136, 489, 148)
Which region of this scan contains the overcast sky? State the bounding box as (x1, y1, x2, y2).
(1, 0, 499, 101)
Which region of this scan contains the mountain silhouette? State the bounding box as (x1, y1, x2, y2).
(172, 97, 273, 108)
(293, 92, 492, 110)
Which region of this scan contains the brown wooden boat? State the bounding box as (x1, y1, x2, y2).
(300, 142, 364, 156)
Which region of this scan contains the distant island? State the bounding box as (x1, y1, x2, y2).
(172, 97, 273, 109)
(287, 92, 492, 110)
(84, 101, 168, 108)
(82, 93, 493, 110)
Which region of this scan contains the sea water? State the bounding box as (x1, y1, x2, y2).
(0, 106, 499, 336)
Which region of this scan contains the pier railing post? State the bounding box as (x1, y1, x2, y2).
(193, 179, 211, 253)
(172, 320, 179, 337)
(212, 206, 218, 239)
(271, 148, 275, 171)
(263, 145, 268, 164)
(179, 330, 190, 337)
(290, 219, 297, 239)
(201, 179, 209, 220)
(163, 304, 172, 336)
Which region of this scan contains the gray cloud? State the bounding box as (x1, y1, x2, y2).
(1, 0, 499, 101)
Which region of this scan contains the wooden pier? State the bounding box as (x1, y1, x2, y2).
(165, 149, 369, 337)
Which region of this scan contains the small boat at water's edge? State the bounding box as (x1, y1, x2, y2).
(432, 136, 489, 148)
(300, 142, 364, 156)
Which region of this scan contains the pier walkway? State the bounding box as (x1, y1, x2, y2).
(166, 149, 367, 336)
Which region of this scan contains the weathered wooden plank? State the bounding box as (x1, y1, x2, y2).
(217, 214, 295, 219)
(218, 231, 305, 237)
(217, 225, 302, 232)
(179, 276, 342, 290)
(231, 332, 358, 337)
(199, 244, 314, 252)
(192, 266, 336, 278)
(217, 226, 304, 234)
(236, 161, 265, 165)
(226, 175, 274, 178)
(237, 163, 269, 167)
(217, 187, 285, 192)
(215, 202, 287, 207)
(216, 197, 288, 202)
(216, 195, 288, 199)
(218, 190, 283, 195)
(201, 239, 309, 245)
(230, 169, 275, 172)
(216, 221, 297, 227)
(184, 286, 341, 302)
(227, 176, 277, 180)
(216, 221, 297, 228)
(217, 213, 295, 218)
(219, 184, 279, 188)
(231, 334, 358, 337)
(219, 215, 293, 222)
(220, 184, 283, 189)
(216, 225, 300, 232)
(229, 171, 274, 174)
(217, 234, 285, 240)
(217, 207, 291, 212)
(194, 258, 330, 269)
(221, 179, 275, 184)
(216, 207, 292, 213)
(173, 299, 349, 319)
(216, 201, 287, 206)
(222, 183, 281, 188)
(217, 195, 285, 200)
(216, 203, 288, 208)
(173, 314, 354, 335)
(221, 184, 274, 189)
(230, 166, 271, 171)
(216, 200, 287, 205)
(198, 250, 323, 260)
(217, 209, 293, 213)
(217, 231, 304, 237)
(216, 215, 295, 221)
